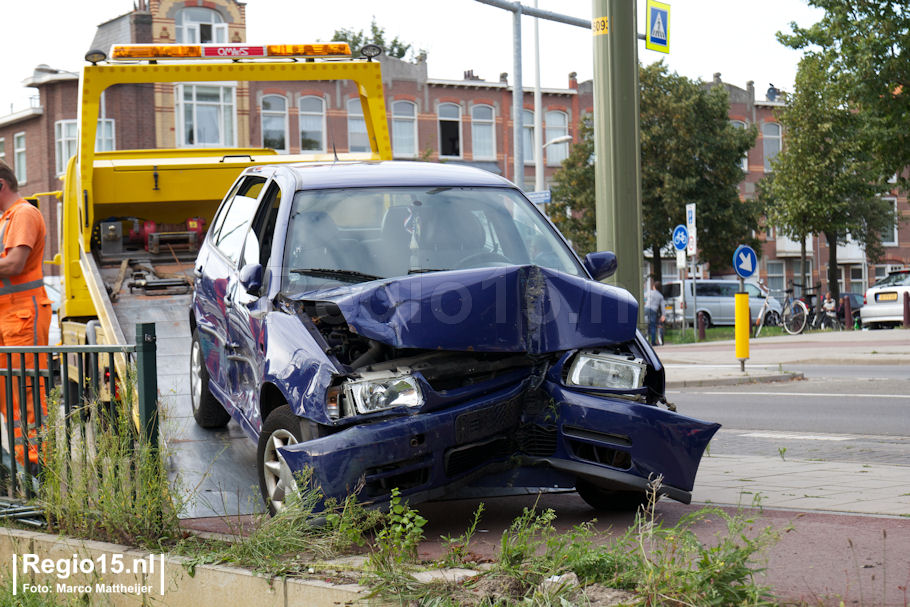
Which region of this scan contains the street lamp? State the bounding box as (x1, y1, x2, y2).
(534, 134, 572, 191)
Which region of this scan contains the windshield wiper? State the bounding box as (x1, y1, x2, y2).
(407, 268, 453, 274)
(291, 268, 383, 283)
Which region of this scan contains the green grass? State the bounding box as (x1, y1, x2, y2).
(662, 324, 788, 344)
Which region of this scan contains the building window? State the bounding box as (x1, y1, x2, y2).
(874, 265, 888, 284)
(299, 96, 325, 152)
(767, 260, 784, 294)
(881, 196, 898, 246)
(438, 103, 461, 158)
(96, 119, 116, 152)
(176, 7, 226, 43)
(730, 120, 749, 172)
(762, 122, 781, 171)
(54, 121, 78, 176)
(545, 110, 568, 165)
(346, 97, 370, 153)
(13, 133, 26, 184)
(391, 100, 417, 158)
(471, 104, 495, 160)
(522, 109, 535, 164)
(791, 259, 812, 297)
(177, 84, 236, 147)
(0, 138, 4, 162)
(849, 265, 864, 294)
(261, 95, 288, 153)
(55, 118, 116, 175)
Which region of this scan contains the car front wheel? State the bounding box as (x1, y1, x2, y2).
(257, 405, 313, 515)
(190, 329, 230, 429)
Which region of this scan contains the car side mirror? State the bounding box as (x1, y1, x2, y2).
(583, 251, 617, 281)
(239, 263, 263, 297)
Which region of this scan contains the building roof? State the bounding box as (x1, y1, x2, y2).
(90, 12, 133, 53)
(0, 107, 43, 129)
(22, 65, 77, 88)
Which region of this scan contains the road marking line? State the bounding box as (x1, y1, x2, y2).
(739, 431, 853, 441)
(672, 391, 910, 399)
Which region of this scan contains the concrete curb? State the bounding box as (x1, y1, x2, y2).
(0, 527, 372, 607)
(666, 372, 804, 389)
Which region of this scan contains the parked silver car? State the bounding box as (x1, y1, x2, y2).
(661, 279, 781, 327)
(860, 268, 910, 328)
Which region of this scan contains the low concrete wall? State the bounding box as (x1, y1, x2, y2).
(0, 527, 371, 606)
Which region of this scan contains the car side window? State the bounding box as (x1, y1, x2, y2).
(241, 181, 282, 271)
(744, 284, 761, 298)
(213, 176, 267, 266)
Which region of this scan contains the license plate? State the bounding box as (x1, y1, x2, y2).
(877, 292, 898, 302)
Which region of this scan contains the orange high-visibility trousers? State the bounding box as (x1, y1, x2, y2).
(0, 292, 52, 467)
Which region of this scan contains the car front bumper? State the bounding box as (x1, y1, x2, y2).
(279, 380, 719, 506)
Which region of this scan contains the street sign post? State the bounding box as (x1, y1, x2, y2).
(685, 204, 697, 338)
(645, 0, 670, 54)
(672, 224, 688, 251)
(672, 224, 688, 332)
(732, 244, 757, 371)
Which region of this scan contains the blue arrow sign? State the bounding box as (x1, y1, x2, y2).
(733, 244, 757, 279)
(672, 224, 688, 251)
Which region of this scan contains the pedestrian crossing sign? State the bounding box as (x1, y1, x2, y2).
(646, 0, 670, 54)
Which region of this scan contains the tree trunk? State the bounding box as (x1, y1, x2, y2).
(652, 244, 663, 284)
(825, 231, 840, 302)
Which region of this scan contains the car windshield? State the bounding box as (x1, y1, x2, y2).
(873, 271, 910, 288)
(281, 186, 584, 293)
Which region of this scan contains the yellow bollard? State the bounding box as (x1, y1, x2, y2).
(735, 292, 750, 371)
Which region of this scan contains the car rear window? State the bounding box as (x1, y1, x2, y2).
(662, 283, 680, 298)
(874, 271, 910, 287)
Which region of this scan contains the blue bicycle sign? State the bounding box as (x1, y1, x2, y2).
(672, 225, 688, 251)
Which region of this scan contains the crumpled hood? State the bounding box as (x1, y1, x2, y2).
(297, 265, 638, 354)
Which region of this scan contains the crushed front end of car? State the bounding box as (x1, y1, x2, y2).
(272, 264, 720, 508)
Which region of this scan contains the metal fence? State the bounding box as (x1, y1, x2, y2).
(0, 323, 158, 506)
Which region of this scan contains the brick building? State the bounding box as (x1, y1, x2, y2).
(0, 0, 904, 293)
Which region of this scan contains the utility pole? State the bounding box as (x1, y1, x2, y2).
(592, 0, 644, 311)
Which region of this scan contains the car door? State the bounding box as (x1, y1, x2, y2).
(194, 174, 267, 405)
(226, 178, 285, 431)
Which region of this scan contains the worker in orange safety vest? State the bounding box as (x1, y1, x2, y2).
(0, 160, 52, 470)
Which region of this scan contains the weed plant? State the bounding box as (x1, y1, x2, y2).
(179, 470, 381, 578)
(40, 371, 181, 548)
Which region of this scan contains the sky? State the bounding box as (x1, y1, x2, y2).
(1, 0, 824, 115)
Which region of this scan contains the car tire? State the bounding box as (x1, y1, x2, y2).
(190, 329, 230, 429)
(576, 478, 648, 512)
(257, 404, 313, 515)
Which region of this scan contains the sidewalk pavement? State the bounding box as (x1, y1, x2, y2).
(658, 326, 910, 387)
(659, 328, 910, 518)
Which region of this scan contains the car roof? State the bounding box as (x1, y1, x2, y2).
(258, 160, 517, 191)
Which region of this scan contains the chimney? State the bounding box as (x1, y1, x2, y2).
(713, 72, 722, 85)
(747, 81, 755, 102)
(500, 72, 508, 84)
(569, 71, 578, 89)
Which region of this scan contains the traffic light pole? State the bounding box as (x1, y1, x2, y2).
(592, 0, 644, 321)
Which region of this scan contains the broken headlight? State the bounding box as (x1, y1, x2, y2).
(567, 351, 646, 390)
(343, 372, 424, 415)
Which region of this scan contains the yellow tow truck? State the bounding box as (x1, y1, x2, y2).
(42, 42, 392, 395)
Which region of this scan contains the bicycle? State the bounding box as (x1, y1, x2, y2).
(796, 283, 843, 332)
(754, 289, 783, 337)
(779, 288, 809, 335)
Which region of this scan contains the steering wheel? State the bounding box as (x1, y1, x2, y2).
(458, 251, 511, 267)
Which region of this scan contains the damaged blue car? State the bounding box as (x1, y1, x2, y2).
(189, 161, 719, 514)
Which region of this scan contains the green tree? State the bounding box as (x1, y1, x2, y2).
(330, 18, 421, 61)
(779, 1, 910, 182)
(640, 62, 759, 281)
(548, 115, 596, 255)
(765, 54, 892, 302)
(549, 64, 759, 279)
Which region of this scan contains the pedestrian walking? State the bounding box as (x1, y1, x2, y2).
(0, 160, 52, 468)
(645, 281, 665, 346)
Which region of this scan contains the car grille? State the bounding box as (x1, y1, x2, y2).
(454, 396, 522, 444)
(445, 436, 512, 478)
(363, 455, 432, 498)
(564, 426, 632, 470)
(516, 424, 557, 456)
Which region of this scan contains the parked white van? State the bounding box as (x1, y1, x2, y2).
(660, 279, 781, 327)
